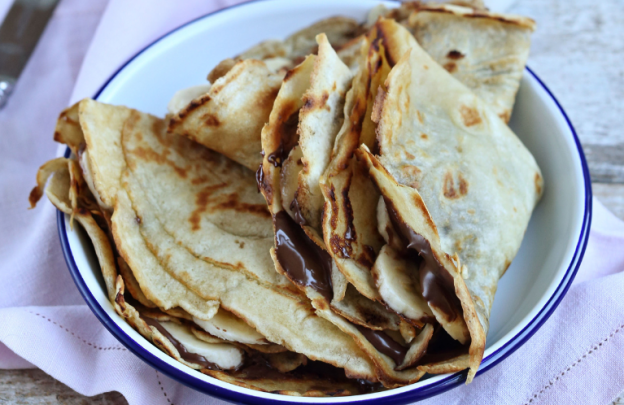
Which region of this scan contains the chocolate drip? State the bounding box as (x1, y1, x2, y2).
(355, 325, 408, 366)
(267, 110, 301, 167)
(274, 211, 333, 302)
(143, 317, 219, 370)
(417, 326, 469, 365)
(383, 198, 462, 322)
(289, 197, 307, 226)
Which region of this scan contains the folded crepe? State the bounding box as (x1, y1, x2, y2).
(353, 20, 543, 380)
(31, 98, 391, 395)
(368, 3, 534, 122)
(407, 3, 535, 122)
(168, 59, 284, 171)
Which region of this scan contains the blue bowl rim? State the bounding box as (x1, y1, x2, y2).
(56, 0, 593, 403)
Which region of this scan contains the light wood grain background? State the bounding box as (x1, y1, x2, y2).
(2, 0, 623, 403)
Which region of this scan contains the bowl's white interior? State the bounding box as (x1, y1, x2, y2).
(64, 0, 586, 402)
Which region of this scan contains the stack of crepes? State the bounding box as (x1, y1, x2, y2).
(30, 2, 543, 396)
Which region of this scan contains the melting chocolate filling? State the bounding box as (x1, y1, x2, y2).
(417, 326, 469, 366)
(273, 211, 333, 302)
(267, 110, 301, 167)
(355, 324, 408, 366)
(289, 197, 307, 226)
(142, 317, 220, 370)
(383, 198, 462, 322)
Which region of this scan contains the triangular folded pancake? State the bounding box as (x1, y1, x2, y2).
(407, 3, 535, 122)
(357, 23, 542, 380)
(168, 59, 283, 170)
(367, 3, 534, 122)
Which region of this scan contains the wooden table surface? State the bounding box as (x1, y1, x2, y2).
(2, 0, 623, 403)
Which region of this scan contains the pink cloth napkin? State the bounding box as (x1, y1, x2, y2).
(1, 0, 623, 404)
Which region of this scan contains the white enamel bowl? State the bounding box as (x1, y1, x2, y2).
(58, 1, 592, 403)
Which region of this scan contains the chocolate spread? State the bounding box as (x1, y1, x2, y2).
(273, 211, 333, 302)
(355, 324, 408, 365)
(383, 197, 462, 322)
(142, 317, 219, 370)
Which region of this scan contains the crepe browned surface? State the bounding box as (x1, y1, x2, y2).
(407, 3, 534, 122)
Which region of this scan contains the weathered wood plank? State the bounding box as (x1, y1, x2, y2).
(510, 0, 624, 183)
(0, 369, 127, 405)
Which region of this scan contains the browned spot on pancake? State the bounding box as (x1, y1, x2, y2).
(375, 27, 396, 66)
(314, 299, 329, 311)
(212, 192, 271, 218)
(130, 147, 188, 178)
(459, 105, 482, 127)
(447, 50, 464, 60)
(357, 245, 376, 269)
(53, 131, 62, 143)
(371, 87, 386, 124)
(202, 114, 220, 127)
(535, 172, 543, 195)
(188, 183, 228, 231)
(443, 172, 469, 199)
(302, 91, 330, 112)
(260, 86, 280, 110)
(151, 117, 166, 138)
(332, 82, 337, 91)
(459, 175, 468, 195)
(405, 152, 415, 159)
(239, 241, 245, 249)
(401, 165, 421, 185)
(499, 110, 511, 123)
(416, 110, 424, 124)
(502, 259, 512, 276)
(328, 185, 339, 230)
(420, 133, 428, 140)
(443, 172, 458, 199)
(168, 94, 212, 131)
(423, 65, 429, 70)
(330, 235, 352, 258)
(443, 62, 457, 73)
